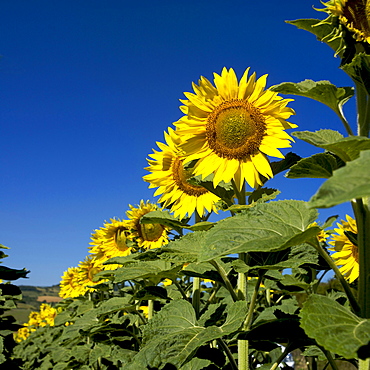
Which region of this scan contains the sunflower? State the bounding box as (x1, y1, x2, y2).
(309, 221, 330, 243)
(328, 215, 359, 283)
(126, 200, 170, 249)
(59, 266, 86, 298)
(143, 127, 220, 219)
(89, 218, 132, 263)
(78, 255, 107, 292)
(174, 67, 296, 191)
(319, 0, 370, 43)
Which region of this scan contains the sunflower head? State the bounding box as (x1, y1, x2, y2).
(126, 200, 170, 249)
(78, 255, 107, 291)
(89, 218, 132, 262)
(59, 266, 86, 299)
(144, 127, 220, 219)
(328, 215, 358, 283)
(174, 67, 296, 191)
(319, 0, 370, 44)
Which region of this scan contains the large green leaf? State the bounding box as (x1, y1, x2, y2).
(198, 200, 318, 262)
(287, 16, 346, 56)
(270, 80, 354, 119)
(101, 260, 181, 283)
(287, 152, 344, 178)
(309, 150, 370, 208)
(123, 300, 247, 369)
(300, 294, 370, 359)
(293, 130, 370, 162)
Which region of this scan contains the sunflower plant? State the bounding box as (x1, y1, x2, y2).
(10, 2, 370, 370)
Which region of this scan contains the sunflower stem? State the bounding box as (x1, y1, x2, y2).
(209, 260, 238, 302)
(354, 79, 370, 137)
(352, 198, 370, 318)
(243, 272, 264, 331)
(359, 358, 370, 370)
(309, 239, 360, 315)
(232, 180, 247, 205)
(148, 299, 154, 320)
(192, 277, 201, 319)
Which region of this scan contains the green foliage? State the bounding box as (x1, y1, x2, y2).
(300, 294, 370, 359)
(309, 149, 370, 208)
(287, 152, 344, 178)
(270, 79, 354, 119)
(293, 130, 370, 162)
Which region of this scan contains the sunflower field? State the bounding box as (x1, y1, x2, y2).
(3, 1, 370, 369)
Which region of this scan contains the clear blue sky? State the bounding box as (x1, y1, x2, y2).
(1, 1, 355, 286)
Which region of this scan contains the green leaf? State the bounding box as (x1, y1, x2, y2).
(300, 294, 370, 359)
(287, 16, 346, 56)
(0, 266, 29, 280)
(309, 150, 370, 208)
(341, 53, 370, 96)
(269, 152, 302, 176)
(185, 221, 216, 232)
(232, 242, 319, 273)
(293, 130, 370, 162)
(102, 260, 181, 283)
(270, 80, 354, 118)
(140, 210, 185, 234)
(287, 152, 344, 178)
(123, 300, 247, 369)
(198, 200, 318, 262)
(188, 173, 235, 204)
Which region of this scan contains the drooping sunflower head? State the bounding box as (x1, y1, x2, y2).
(143, 127, 220, 219)
(78, 255, 107, 291)
(126, 200, 170, 249)
(319, 0, 370, 43)
(59, 266, 85, 299)
(89, 218, 132, 262)
(174, 67, 296, 191)
(328, 214, 358, 283)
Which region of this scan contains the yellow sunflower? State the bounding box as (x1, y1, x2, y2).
(328, 215, 359, 283)
(174, 67, 296, 191)
(89, 218, 132, 263)
(319, 0, 370, 43)
(126, 200, 170, 249)
(59, 266, 85, 299)
(143, 127, 220, 219)
(309, 221, 330, 243)
(78, 255, 107, 292)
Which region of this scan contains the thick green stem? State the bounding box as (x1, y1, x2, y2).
(352, 198, 370, 318)
(309, 239, 360, 315)
(148, 299, 154, 320)
(359, 358, 370, 370)
(354, 80, 370, 137)
(192, 277, 201, 319)
(238, 339, 249, 370)
(232, 180, 246, 205)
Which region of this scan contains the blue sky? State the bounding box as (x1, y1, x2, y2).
(1, 1, 355, 286)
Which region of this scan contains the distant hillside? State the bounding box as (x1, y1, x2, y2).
(8, 285, 62, 324)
